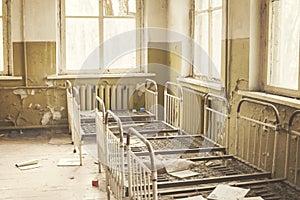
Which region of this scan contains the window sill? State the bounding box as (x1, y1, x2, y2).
(47, 73, 156, 80)
(238, 90, 300, 109)
(0, 76, 22, 81)
(177, 77, 223, 92)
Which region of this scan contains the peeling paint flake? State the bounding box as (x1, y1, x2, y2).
(41, 112, 52, 125)
(46, 80, 54, 87)
(52, 112, 62, 121)
(46, 106, 62, 122)
(13, 89, 28, 99)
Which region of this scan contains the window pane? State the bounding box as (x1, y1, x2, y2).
(267, 0, 300, 90)
(195, 0, 208, 12)
(65, 0, 98, 16)
(194, 13, 209, 77)
(211, 9, 222, 80)
(211, 0, 222, 8)
(103, 18, 136, 69)
(0, 1, 2, 16)
(128, 0, 136, 14)
(66, 18, 99, 70)
(0, 20, 3, 71)
(103, 0, 135, 16)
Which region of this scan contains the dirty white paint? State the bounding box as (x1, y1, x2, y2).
(228, 0, 250, 39)
(12, 0, 23, 42)
(167, 0, 191, 38)
(167, 0, 192, 76)
(144, 0, 167, 29)
(144, 0, 168, 41)
(249, 0, 262, 90)
(12, 0, 56, 42)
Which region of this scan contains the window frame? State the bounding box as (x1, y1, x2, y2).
(191, 0, 223, 83)
(263, 0, 300, 98)
(0, 0, 12, 76)
(58, 0, 144, 75)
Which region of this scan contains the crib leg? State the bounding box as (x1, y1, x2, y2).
(73, 143, 76, 153)
(98, 162, 102, 173)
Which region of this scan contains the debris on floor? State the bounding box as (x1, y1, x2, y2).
(57, 158, 80, 166)
(168, 169, 200, 179)
(207, 184, 250, 200)
(15, 159, 42, 170)
(92, 179, 98, 187)
(177, 195, 207, 200)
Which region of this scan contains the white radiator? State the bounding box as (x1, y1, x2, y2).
(76, 83, 136, 111)
(182, 87, 206, 134)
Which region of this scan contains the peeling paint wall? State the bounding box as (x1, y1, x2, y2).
(0, 0, 65, 128)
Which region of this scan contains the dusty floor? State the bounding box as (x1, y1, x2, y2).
(0, 129, 107, 200)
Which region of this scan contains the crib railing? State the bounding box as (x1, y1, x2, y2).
(95, 96, 106, 172)
(72, 87, 82, 165)
(145, 79, 158, 120)
(286, 110, 300, 187)
(127, 127, 157, 200)
(66, 80, 73, 135)
(236, 98, 281, 177)
(204, 93, 230, 151)
(104, 110, 126, 199)
(164, 82, 183, 132)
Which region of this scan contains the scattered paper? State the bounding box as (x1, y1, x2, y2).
(177, 195, 207, 200)
(57, 158, 80, 166)
(241, 197, 264, 200)
(207, 184, 250, 200)
(168, 170, 200, 179)
(15, 159, 42, 170)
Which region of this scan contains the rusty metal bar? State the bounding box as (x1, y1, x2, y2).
(157, 172, 271, 189)
(236, 98, 281, 177)
(127, 127, 158, 200)
(287, 110, 300, 185)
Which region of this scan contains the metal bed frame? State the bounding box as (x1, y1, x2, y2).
(96, 82, 185, 199)
(164, 82, 183, 134)
(99, 92, 228, 199)
(236, 98, 281, 177)
(96, 81, 184, 164)
(286, 110, 300, 188)
(106, 79, 158, 122)
(123, 98, 300, 199)
(66, 80, 74, 143)
(204, 93, 230, 152)
(67, 79, 158, 165)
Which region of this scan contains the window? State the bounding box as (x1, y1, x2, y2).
(0, 0, 10, 75)
(265, 0, 300, 96)
(193, 0, 222, 82)
(59, 0, 143, 73)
